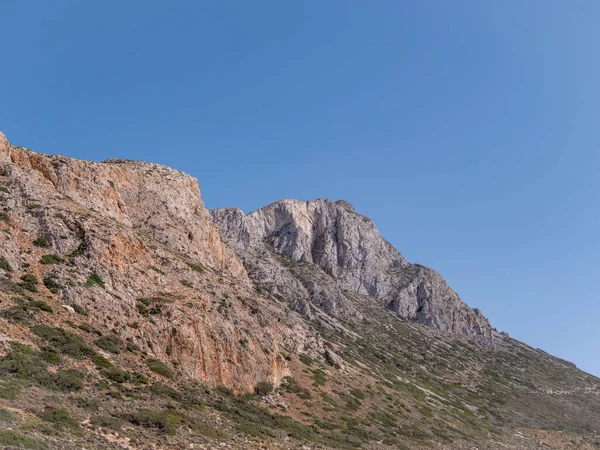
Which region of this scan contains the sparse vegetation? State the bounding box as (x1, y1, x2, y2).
(94, 335, 121, 354)
(72, 304, 88, 316)
(0, 256, 12, 272)
(85, 273, 105, 288)
(42, 277, 60, 294)
(186, 262, 204, 273)
(33, 237, 51, 248)
(136, 296, 168, 316)
(147, 359, 173, 378)
(254, 381, 273, 396)
(0, 429, 47, 449)
(37, 408, 80, 431)
(19, 273, 38, 292)
(123, 408, 182, 435)
(40, 254, 63, 265)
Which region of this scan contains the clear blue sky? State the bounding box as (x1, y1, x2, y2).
(1, 1, 599, 376)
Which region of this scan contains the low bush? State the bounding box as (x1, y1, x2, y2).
(31, 300, 53, 312)
(33, 237, 51, 248)
(147, 358, 173, 378)
(94, 335, 121, 354)
(136, 297, 168, 316)
(123, 408, 182, 435)
(0, 256, 11, 272)
(149, 382, 181, 400)
(90, 414, 123, 430)
(131, 371, 149, 385)
(92, 354, 113, 368)
(0, 429, 47, 449)
(41, 369, 85, 392)
(72, 304, 88, 316)
(186, 262, 204, 273)
(36, 408, 80, 431)
(0, 305, 30, 324)
(40, 254, 63, 265)
(85, 273, 105, 288)
(19, 273, 38, 292)
(30, 325, 95, 359)
(254, 381, 273, 396)
(102, 367, 130, 383)
(77, 323, 100, 335)
(0, 380, 21, 399)
(41, 346, 62, 364)
(43, 277, 60, 294)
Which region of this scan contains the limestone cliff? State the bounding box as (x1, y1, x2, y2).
(0, 132, 321, 392)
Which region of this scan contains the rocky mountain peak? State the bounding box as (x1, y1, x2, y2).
(211, 197, 495, 346)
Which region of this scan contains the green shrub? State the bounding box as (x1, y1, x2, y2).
(349, 388, 366, 400)
(72, 304, 88, 316)
(131, 371, 149, 385)
(92, 354, 113, 368)
(0, 186, 9, 194)
(73, 397, 99, 411)
(31, 300, 53, 312)
(30, 325, 95, 359)
(147, 359, 173, 378)
(216, 385, 234, 397)
(254, 381, 273, 396)
(299, 353, 313, 366)
(0, 408, 16, 422)
(94, 335, 121, 354)
(33, 237, 51, 248)
(0, 305, 30, 324)
(186, 262, 205, 273)
(42, 277, 60, 294)
(19, 273, 38, 292)
(149, 382, 181, 400)
(41, 369, 85, 392)
(136, 297, 168, 316)
(0, 256, 11, 272)
(0, 380, 21, 399)
(124, 408, 182, 435)
(40, 254, 63, 265)
(312, 369, 327, 387)
(90, 414, 123, 430)
(0, 429, 47, 449)
(0, 212, 9, 223)
(86, 273, 105, 288)
(102, 367, 130, 383)
(70, 241, 87, 257)
(36, 408, 80, 430)
(41, 346, 61, 364)
(77, 323, 100, 335)
(0, 342, 46, 378)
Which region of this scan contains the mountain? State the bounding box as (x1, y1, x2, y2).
(211, 199, 494, 345)
(0, 131, 598, 449)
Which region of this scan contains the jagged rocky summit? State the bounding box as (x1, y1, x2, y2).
(211, 199, 496, 347)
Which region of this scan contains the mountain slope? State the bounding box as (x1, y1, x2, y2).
(0, 131, 598, 449)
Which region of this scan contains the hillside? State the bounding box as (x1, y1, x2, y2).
(0, 131, 598, 449)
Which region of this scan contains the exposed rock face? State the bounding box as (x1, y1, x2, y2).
(0, 138, 245, 281)
(0, 132, 322, 392)
(211, 199, 494, 345)
(0, 129, 493, 395)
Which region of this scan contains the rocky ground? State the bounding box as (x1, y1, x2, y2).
(0, 131, 598, 449)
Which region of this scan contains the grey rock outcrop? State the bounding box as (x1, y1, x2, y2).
(211, 198, 495, 346)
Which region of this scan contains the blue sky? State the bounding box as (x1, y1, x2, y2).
(1, 1, 599, 376)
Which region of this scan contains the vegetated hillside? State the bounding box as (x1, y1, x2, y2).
(0, 131, 598, 450)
